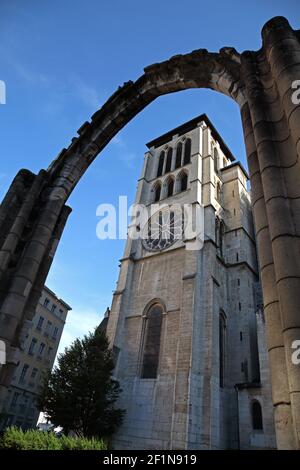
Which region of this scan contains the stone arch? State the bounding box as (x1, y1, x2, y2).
(0, 16, 300, 448)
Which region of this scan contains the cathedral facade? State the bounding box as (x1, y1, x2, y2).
(105, 114, 276, 449)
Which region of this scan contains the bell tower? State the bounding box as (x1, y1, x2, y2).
(106, 114, 275, 450)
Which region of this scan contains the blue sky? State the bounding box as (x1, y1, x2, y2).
(0, 0, 298, 355)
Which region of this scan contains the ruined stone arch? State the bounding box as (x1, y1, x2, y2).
(1, 16, 300, 449)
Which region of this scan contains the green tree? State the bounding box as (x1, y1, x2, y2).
(38, 327, 124, 438)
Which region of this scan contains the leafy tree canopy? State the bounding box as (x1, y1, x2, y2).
(38, 326, 124, 438)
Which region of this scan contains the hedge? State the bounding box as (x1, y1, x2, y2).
(0, 427, 107, 450)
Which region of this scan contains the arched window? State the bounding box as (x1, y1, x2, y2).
(175, 142, 182, 169)
(252, 401, 263, 430)
(178, 172, 188, 192)
(214, 147, 219, 173)
(141, 304, 163, 379)
(170, 210, 174, 241)
(165, 148, 173, 173)
(157, 151, 165, 177)
(215, 217, 220, 246)
(166, 177, 174, 198)
(153, 182, 161, 202)
(216, 182, 221, 203)
(219, 220, 225, 257)
(219, 311, 226, 388)
(183, 138, 191, 165)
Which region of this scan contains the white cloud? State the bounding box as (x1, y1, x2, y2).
(112, 134, 137, 168)
(112, 135, 126, 148)
(1, 47, 106, 114)
(13, 61, 50, 86)
(70, 76, 104, 109)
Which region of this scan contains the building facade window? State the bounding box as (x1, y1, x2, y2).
(45, 320, 52, 336)
(178, 171, 188, 192)
(141, 304, 163, 379)
(28, 338, 37, 355)
(166, 177, 174, 198)
(37, 316, 44, 330)
(165, 147, 173, 173)
(175, 142, 182, 169)
(157, 151, 165, 177)
(252, 400, 263, 430)
(11, 391, 20, 407)
(219, 220, 225, 257)
(43, 298, 49, 308)
(154, 182, 161, 202)
(31, 368, 38, 379)
(19, 364, 29, 383)
(183, 138, 191, 165)
(53, 327, 59, 340)
(214, 147, 219, 173)
(216, 182, 221, 203)
(51, 304, 57, 313)
(219, 312, 226, 388)
(38, 343, 45, 356)
(215, 217, 220, 247)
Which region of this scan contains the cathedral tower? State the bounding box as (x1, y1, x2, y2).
(106, 114, 275, 449)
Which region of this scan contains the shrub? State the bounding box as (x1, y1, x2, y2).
(0, 427, 107, 450)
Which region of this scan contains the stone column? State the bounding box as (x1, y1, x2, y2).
(0, 170, 35, 245)
(0, 170, 47, 281)
(240, 102, 296, 449)
(0, 196, 71, 417)
(240, 17, 300, 448)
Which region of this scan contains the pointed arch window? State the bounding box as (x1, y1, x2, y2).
(219, 220, 225, 257)
(179, 172, 188, 192)
(219, 311, 226, 388)
(141, 304, 163, 379)
(252, 401, 263, 430)
(175, 142, 182, 169)
(165, 148, 173, 173)
(183, 138, 191, 165)
(166, 177, 174, 198)
(216, 182, 222, 203)
(170, 210, 175, 241)
(215, 217, 220, 247)
(214, 147, 219, 173)
(157, 151, 165, 177)
(154, 182, 161, 202)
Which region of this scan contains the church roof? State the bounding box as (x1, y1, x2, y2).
(146, 113, 235, 162)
